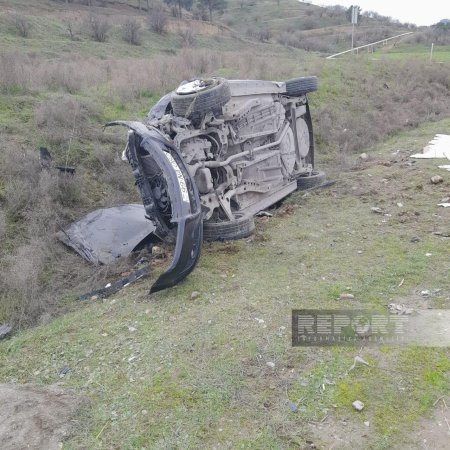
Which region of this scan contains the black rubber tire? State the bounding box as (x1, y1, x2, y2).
(285, 76, 318, 96)
(203, 215, 255, 241)
(296, 170, 326, 190)
(171, 78, 231, 120)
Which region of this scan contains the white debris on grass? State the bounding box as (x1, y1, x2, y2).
(411, 134, 450, 159)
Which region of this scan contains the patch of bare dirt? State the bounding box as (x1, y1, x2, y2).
(0, 384, 83, 450)
(306, 398, 450, 449)
(394, 397, 450, 450)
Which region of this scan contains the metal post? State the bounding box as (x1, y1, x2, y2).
(430, 43, 434, 62)
(352, 22, 354, 49)
(351, 5, 358, 51)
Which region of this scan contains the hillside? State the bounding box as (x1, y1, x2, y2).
(0, 0, 449, 448)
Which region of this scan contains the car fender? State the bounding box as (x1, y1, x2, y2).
(105, 121, 203, 293)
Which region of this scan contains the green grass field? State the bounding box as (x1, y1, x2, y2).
(379, 44, 450, 61)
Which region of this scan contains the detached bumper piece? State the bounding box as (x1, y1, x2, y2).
(105, 121, 202, 293)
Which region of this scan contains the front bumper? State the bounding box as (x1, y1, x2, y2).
(106, 121, 203, 293)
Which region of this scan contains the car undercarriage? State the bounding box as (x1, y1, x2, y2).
(107, 75, 323, 292)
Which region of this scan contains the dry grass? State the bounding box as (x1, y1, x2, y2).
(34, 95, 93, 145)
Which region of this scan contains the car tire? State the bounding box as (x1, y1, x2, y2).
(296, 170, 326, 190)
(171, 78, 231, 120)
(285, 76, 318, 96)
(203, 215, 255, 241)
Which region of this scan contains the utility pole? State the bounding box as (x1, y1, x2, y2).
(430, 42, 434, 62)
(351, 5, 358, 50)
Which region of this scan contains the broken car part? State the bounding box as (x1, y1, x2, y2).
(78, 265, 151, 301)
(57, 204, 156, 265)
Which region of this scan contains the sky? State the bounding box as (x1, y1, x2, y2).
(309, 1, 449, 26)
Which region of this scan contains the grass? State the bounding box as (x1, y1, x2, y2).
(378, 44, 450, 61)
(1, 118, 449, 448)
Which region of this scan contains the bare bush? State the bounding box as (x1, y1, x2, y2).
(149, 9, 167, 35)
(63, 18, 80, 41)
(259, 28, 271, 42)
(122, 17, 142, 45)
(177, 27, 196, 47)
(88, 15, 111, 42)
(9, 13, 32, 38)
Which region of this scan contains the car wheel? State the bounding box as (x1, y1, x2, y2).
(296, 170, 326, 190)
(285, 76, 318, 96)
(171, 78, 231, 121)
(203, 215, 255, 241)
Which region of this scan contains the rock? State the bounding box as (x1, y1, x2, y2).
(364, 421, 370, 427)
(58, 366, 71, 377)
(288, 401, 298, 412)
(421, 290, 430, 297)
(266, 361, 275, 368)
(388, 303, 414, 315)
(410, 236, 421, 243)
(430, 175, 443, 184)
(397, 202, 403, 208)
(359, 153, 368, 160)
(191, 291, 200, 300)
(371, 207, 383, 214)
(352, 400, 364, 411)
(339, 293, 354, 300)
(0, 324, 14, 340)
(128, 326, 136, 332)
(441, 197, 450, 203)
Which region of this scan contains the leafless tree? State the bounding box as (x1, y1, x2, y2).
(177, 27, 196, 46)
(9, 13, 32, 38)
(89, 15, 111, 42)
(149, 8, 167, 34)
(122, 17, 142, 45)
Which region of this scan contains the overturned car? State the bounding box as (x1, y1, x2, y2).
(107, 76, 322, 293)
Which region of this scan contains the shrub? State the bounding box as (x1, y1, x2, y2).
(257, 28, 271, 42)
(63, 18, 80, 41)
(88, 15, 111, 42)
(149, 9, 167, 35)
(9, 13, 32, 38)
(177, 27, 196, 47)
(122, 17, 142, 45)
